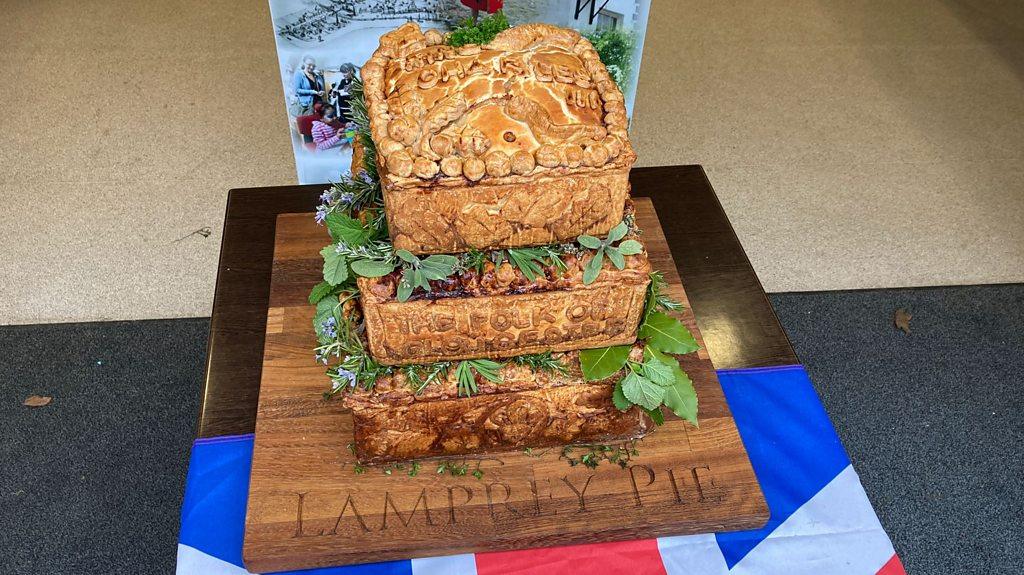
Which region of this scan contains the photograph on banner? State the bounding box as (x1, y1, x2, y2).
(267, 0, 652, 184)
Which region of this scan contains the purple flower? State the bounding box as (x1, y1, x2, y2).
(358, 171, 374, 185)
(338, 192, 355, 205)
(315, 204, 329, 225)
(336, 368, 357, 388)
(320, 316, 337, 339)
(319, 190, 334, 204)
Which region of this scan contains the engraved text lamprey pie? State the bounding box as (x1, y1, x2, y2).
(360, 22, 637, 254)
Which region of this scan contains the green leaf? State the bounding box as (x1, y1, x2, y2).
(611, 380, 631, 410)
(644, 406, 665, 425)
(313, 294, 338, 337)
(466, 358, 503, 382)
(640, 356, 675, 386)
(579, 345, 631, 381)
(321, 246, 348, 285)
(605, 246, 625, 269)
(506, 248, 546, 282)
(419, 255, 457, 280)
(639, 311, 700, 354)
(396, 274, 414, 302)
(582, 248, 604, 285)
(607, 221, 629, 243)
(617, 239, 643, 256)
(326, 212, 370, 246)
(577, 235, 603, 250)
(413, 268, 431, 291)
(620, 370, 665, 411)
(395, 249, 418, 264)
(349, 258, 396, 277)
(662, 365, 698, 426)
(308, 281, 333, 304)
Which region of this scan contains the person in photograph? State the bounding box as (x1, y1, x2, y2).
(311, 105, 346, 151)
(328, 63, 356, 123)
(290, 55, 325, 117)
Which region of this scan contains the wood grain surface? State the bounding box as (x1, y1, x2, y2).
(242, 198, 769, 572)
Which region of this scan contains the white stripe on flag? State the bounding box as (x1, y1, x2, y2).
(729, 465, 895, 575)
(412, 553, 478, 575)
(658, 533, 730, 575)
(176, 544, 255, 575)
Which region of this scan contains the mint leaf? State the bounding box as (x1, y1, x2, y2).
(662, 366, 698, 426)
(577, 235, 602, 250)
(579, 345, 631, 381)
(611, 380, 631, 410)
(617, 239, 643, 255)
(321, 246, 348, 285)
(350, 259, 395, 277)
(308, 281, 333, 304)
(582, 248, 604, 285)
(621, 370, 665, 411)
(639, 311, 699, 354)
(326, 212, 370, 246)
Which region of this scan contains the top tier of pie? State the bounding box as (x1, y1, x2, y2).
(360, 23, 637, 254)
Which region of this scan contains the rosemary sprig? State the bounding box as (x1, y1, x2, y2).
(510, 352, 569, 375)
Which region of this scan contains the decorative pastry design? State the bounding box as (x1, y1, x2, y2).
(362, 22, 636, 187)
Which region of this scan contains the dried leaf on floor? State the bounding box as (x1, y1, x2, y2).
(893, 308, 912, 334)
(23, 395, 52, 407)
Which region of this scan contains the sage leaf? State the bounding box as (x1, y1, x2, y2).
(577, 235, 603, 250)
(308, 281, 333, 304)
(350, 259, 395, 277)
(396, 274, 414, 302)
(617, 239, 643, 255)
(396, 249, 418, 264)
(582, 248, 604, 285)
(639, 311, 700, 354)
(621, 370, 665, 411)
(605, 246, 625, 269)
(607, 221, 629, 242)
(579, 344, 631, 381)
(326, 212, 370, 246)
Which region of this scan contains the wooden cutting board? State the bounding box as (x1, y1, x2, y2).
(243, 198, 768, 572)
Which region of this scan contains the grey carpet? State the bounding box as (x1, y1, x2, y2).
(770, 284, 1024, 575)
(0, 318, 208, 575)
(1, 286, 1022, 574)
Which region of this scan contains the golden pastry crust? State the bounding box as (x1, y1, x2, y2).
(359, 22, 638, 253)
(362, 22, 635, 187)
(357, 244, 651, 365)
(344, 347, 650, 463)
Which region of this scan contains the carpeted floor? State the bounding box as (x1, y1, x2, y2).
(1, 285, 1022, 574)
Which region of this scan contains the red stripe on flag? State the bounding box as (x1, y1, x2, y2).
(876, 554, 907, 575)
(476, 539, 666, 575)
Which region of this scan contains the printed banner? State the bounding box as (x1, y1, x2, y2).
(266, 0, 652, 183)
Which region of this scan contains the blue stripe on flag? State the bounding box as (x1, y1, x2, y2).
(714, 365, 850, 568)
(178, 434, 412, 574)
